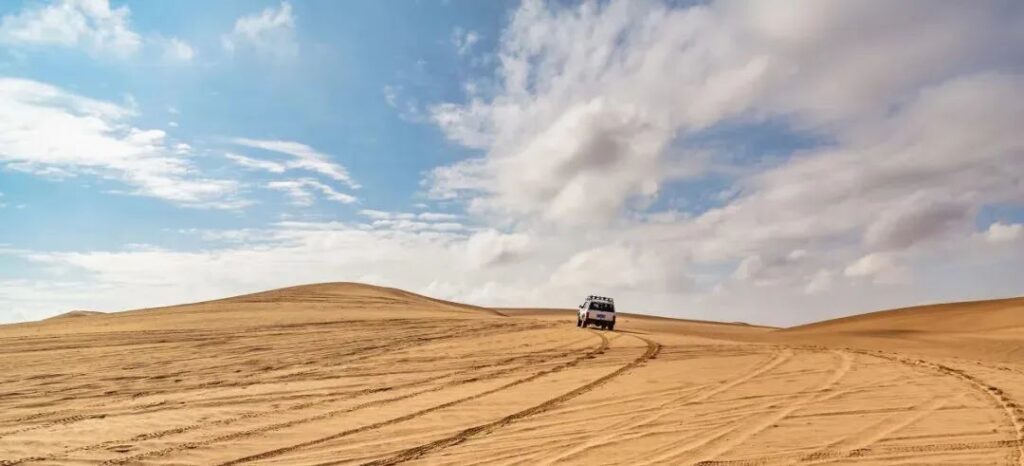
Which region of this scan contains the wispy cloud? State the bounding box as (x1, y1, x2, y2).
(225, 152, 286, 173)
(0, 78, 244, 208)
(221, 1, 297, 59)
(230, 138, 358, 188)
(267, 178, 356, 205)
(451, 27, 479, 56)
(161, 36, 194, 62)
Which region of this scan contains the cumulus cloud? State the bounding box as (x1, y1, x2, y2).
(844, 253, 910, 285)
(221, 1, 297, 59)
(984, 222, 1023, 243)
(464, 230, 531, 268)
(0, 0, 142, 56)
(0, 78, 243, 208)
(678, 73, 1024, 264)
(231, 138, 357, 188)
(427, 0, 1024, 228)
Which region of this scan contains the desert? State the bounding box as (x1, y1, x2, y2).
(3, 0, 1024, 465)
(1, 283, 1022, 465)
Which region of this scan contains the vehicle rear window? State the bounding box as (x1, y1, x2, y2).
(588, 301, 614, 312)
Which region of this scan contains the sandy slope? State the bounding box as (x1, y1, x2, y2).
(1, 284, 1022, 465)
(774, 297, 1024, 364)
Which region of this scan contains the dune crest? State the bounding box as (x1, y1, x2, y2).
(45, 310, 104, 320)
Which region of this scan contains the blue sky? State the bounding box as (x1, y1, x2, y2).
(0, 1, 504, 247)
(1, 0, 1022, 325)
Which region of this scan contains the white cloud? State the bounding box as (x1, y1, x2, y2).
(360, 209, 407, 220)
(225, 152, 286, 173)
(0, 0, 142, 56)
(267, 178, 356, 206)
(452, 27, 479, 56)
(844, 253, 910, 285)
(0, 78, 244, 208)
(356, 209, 466, 233)
(804, 269, 833, 295)
(732, 255, 764, 282)
(370, 219, 465, 233)
(221, 1, 297, 59)
(464, 229, 531, 268)
(231, 138, 358, 188)
(550, 243, 690, 293)
(418, 212, 459, 222)
(383, 85, 399, 108)
(382, 85, 426, 122)
(428, 101, 494, 150)
(162, 36, 194, 62)
(984, 222, 1023, 243)
(427, 0, 1023, 227)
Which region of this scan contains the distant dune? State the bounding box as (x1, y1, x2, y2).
(2, 283, 1022, 464)
(44, 310, 104, 320)
(773, 296, 1024, 364)
(782, 296, 1024, 334)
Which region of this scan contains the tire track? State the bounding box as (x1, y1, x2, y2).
(641, 350, 854, 465)
(535, 347, 789, 465)
(853, 350, 1024, 466)
(353, 333, 660, 466)
(7, 333, 598, 466)
(799, 396, 952, 464)
(427, 348, 815, 466)
(844, 438, 1024, 462)
(10, 321, 546, 423)
(209, 331, 612, 466)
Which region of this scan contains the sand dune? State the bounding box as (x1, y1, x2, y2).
(1, 283, 1022, 465)
(774, 297, 1024, 364)
(45, 310, 105, 320)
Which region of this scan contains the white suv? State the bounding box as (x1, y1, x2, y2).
(577, 295, 616, 330)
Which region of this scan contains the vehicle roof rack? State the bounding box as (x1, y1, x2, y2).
(587, 295, 614, 303)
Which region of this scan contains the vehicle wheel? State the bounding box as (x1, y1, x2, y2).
(582, 320, 588, 328)
(608, 324, 615, 331)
